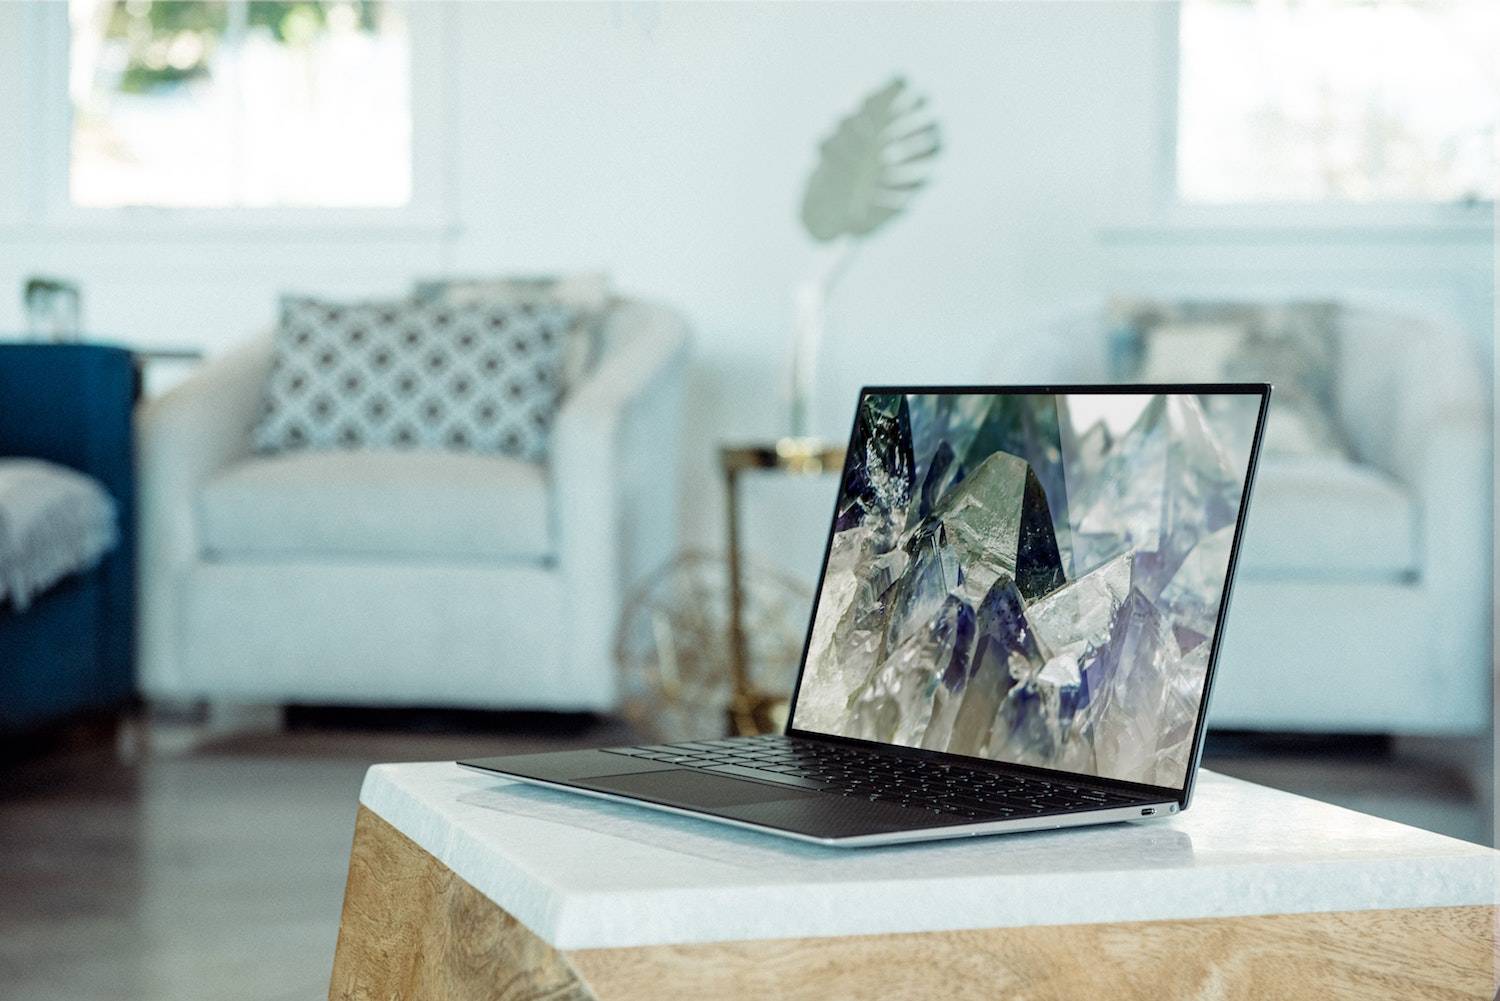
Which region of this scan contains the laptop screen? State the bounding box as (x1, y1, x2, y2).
(789, 388, 1266, 791)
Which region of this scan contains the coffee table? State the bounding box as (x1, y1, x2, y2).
(329, 761, 1498, 1000)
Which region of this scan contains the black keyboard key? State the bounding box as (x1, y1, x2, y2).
(947, 796, 1001, 812)
(1038, 794, 1087, 807)
(975, 792, 1023, 806)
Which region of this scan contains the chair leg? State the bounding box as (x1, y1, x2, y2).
(203, 701, 285, 736)
(127, 700, 286, 756)
(114, 704, 149, 763)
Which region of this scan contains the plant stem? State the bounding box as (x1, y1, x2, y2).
(788, 239, 857, 437)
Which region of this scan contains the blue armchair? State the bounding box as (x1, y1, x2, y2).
(0, 344, 137, 734)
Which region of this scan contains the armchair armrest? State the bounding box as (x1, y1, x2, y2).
(550, 300, 690, 705)
(1371, 314, 1492, 729)
(136, 334, 272, 693)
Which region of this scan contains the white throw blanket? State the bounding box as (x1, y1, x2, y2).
(0, 459, 118, 611)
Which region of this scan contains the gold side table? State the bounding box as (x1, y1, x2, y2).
(720, 437, 846, 736)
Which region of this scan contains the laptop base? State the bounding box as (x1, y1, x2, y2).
(459, 739, 1175, 848)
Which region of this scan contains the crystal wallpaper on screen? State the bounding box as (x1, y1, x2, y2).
(792, 392, 1259, 788)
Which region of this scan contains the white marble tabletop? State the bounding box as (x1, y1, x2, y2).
(358, 761, 1498, 951)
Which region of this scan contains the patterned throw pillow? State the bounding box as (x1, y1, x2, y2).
(1109, 299, 1349, 458)
(411, 273, 611, 393)
(252, 296, 574, 462)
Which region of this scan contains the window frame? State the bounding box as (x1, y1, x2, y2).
(1154, 2, 1494, 237)
(32, 0, 453, 235)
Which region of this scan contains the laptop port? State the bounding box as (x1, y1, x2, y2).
(1140, 807, 1156, 816)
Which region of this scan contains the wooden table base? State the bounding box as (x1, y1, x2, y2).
(329, 806, 1498, 1001)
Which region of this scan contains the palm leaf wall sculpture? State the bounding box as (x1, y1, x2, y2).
(800, 76, 942, 242)
(787, 76, 941, 436)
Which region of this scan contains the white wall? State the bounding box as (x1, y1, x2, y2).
(0, 1, 1491, 581)
(441, 0, 1174, 570)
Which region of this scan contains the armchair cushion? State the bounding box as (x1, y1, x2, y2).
(199, 450, 551, 562)
(1235, 455, 1416, 579)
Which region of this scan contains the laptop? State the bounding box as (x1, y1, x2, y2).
(462, 385, 1270, 847)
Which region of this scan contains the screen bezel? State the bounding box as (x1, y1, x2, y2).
(783, 383, 1272, 808)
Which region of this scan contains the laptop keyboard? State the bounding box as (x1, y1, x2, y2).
(602, 734, 1141, 821)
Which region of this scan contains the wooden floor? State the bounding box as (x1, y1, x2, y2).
(0, 718, 1487, 1001)
(0, 719, 635, 1001)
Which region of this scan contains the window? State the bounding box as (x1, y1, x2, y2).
(1176, 0, 1498, 205)
(68, 0, 411, 208)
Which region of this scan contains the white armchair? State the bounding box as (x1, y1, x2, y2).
(1214, 305, 1491, 736)
(137, 299, 689, 711)
(1005, 301, 1491, 737)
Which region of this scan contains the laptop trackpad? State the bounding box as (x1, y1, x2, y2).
(583, 769, 818, 810)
